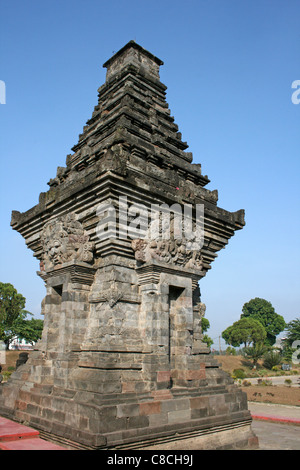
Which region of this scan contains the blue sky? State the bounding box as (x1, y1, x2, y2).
(1, 0, 299, 349)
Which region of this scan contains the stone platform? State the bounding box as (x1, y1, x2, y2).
(0, 349, 257, 449)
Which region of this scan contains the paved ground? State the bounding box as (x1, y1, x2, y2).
(248, 402, 300, 450)
(252, 421, 300, 450)
(248, 401, 300, 421)
(245, 375, 300, 387)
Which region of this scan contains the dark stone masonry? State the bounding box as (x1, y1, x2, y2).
(0, 41, 258, 449)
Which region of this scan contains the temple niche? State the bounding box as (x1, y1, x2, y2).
(0, 41, 257, 449)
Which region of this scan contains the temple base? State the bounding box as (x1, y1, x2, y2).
(0, 349, 258, 450)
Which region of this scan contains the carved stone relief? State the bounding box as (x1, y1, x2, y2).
(132, 237, 203, 271)
(40, 213, 95, 270)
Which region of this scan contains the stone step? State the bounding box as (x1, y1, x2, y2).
(0, 416, 66, 450)
(0, 416, 39, 441)
(0, 437, 66, 450)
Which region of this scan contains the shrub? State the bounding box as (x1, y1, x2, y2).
(262, 379, 273, 386)
(257, 369, 268, 376)
(263, 350, 282, 370)
(257, 378, 273, 386)
(284, 379, 292, 386)
(2, 371, 13, 381)
(242, 380, 251, 387)
(232, 368, 246, 379)
(226, 347, 236, 356)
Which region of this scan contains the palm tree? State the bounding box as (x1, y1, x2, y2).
(242, 343, 268, 369)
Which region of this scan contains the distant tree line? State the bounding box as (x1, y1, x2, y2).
(221, 297, 299, 368)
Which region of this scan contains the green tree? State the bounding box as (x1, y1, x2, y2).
(0, 282, 26, 349)
(0, 282, 43, 349)
(281, 318, 300, 362)
(202, 334, 214, 348)
(201, 317, 210, 333)
(14, 317, 44, 345)
(222, 317, 267, 348)
(282, 318, 300, 347)
(201, 317, 213, 348)
(241, 298, 285, 346)
(225, 346, 237, 356)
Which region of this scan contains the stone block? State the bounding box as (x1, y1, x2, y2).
(139, 401, 161, 415)
(121, 382, 136, 393)
(161, 398, 190, 413)
(117, 403, 139, 418)
(151, 389, 173, 400)
(127, 415, 149, 429)
(167, 409, 191, 424)
(191, 407, 208, 419)
(190, 396, 209, 409)
(26, 404, 39, 416)
(157, 371, 171, 382)
(149, 412, 169, 428)
(15, 400, 27, 411)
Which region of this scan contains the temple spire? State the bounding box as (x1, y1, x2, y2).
(103, 40, 164, 82)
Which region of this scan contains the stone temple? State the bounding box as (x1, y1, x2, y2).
(0, 41, 258, 449)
